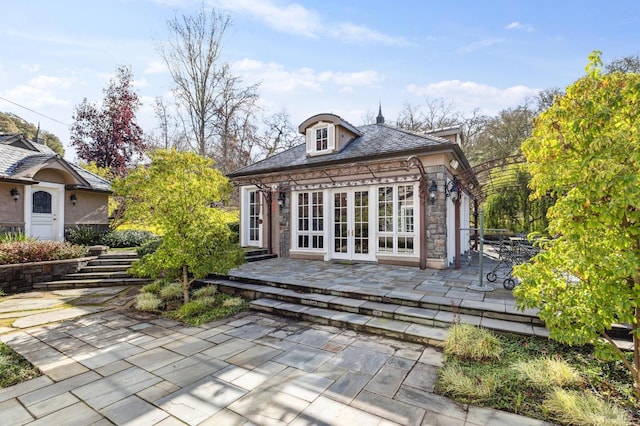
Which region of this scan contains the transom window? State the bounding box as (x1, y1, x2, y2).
(297, 191, 324, 249)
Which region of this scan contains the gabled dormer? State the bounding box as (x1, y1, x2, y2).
(299, 113, 362, 157)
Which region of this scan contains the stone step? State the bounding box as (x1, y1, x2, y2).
(203, 278, 543, 326)
(87, 259, 134, 266)
(99, 252, 139, 259)
(250, 298, 449, 346)
(245, 253, 278, 262)
(80, 265, 132, 273)
(33, 277, 153, 291)
(63, 271, 130, 280)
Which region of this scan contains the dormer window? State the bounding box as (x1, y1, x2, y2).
(306, 122, 335, 156)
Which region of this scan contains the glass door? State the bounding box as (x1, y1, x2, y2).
(332, 188, 373, 261)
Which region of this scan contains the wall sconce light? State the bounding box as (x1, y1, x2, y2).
(277, 191, 286, 207)
(10, 188, 19, 202)
(70, 193, 77, 206)
(445, 178, 460, 203)
(428, 180, 438, 204)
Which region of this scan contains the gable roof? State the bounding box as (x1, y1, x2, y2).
(0, 133, 111, 192)
(229, 123, 465, 178)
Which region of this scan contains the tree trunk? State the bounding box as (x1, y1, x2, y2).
(182, 264, 190, 303)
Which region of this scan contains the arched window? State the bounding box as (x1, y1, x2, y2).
(32, 191, 52, 214)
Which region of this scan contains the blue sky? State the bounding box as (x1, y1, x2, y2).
(1, 0, 638, 160)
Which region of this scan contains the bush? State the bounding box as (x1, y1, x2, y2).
(0, 241, 88, 265)
(168, 294, 248, 326)
(136, 237, 162, 257)
(65, 226, 109, 246)
(543, 388, 630, 426)
(159, 283, 183, 301)
(135, 293, 162, 312)
(513, 357, 583, 390)
(438, 363, 499, 400)
(101, 230, 156, 248)
(192, 285, 217, 299)
(141, 278, 172, 295)
(0, 231, 33, 243)
(445, 324, 502, 361)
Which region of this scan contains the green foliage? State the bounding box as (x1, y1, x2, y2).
(0, 241, 87, 265)
(543, 388, 630, 426)
(438, 362, 499, 401)
(514, 50, 640, 396)
(135, 293, 162, 312)
(141, 278, 171, 295)
(100, 230, 156, 248)
(167, 294, 248, 326)
(0, 342, 40, 389)
(136, 237, 162, 257)
(159, 283, 183, 301)
(192, 285, 218, 298)
(0, 111, 64, 156)
(65, 226, 109, 246)
(512, 357, 583, 390)
(444, 324, 502, 361)
(0, 231, 34, 244)
(118, 149, 245, 303)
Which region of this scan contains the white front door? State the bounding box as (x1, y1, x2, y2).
(28, 184, 64, 241)
(332, 188, 374, 261)
(245, 188, 262, 247)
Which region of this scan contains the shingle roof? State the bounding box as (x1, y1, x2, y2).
(228, 123, 455, 177)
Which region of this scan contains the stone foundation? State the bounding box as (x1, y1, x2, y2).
(0, 257, 95, 294)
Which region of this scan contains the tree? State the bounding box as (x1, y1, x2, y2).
(0, 112, 65, 156)
(159, 4, 260, 172)
(606, 53, 640, 73)
(514, 51, 640, 397)
(149, 96, 189, 152)
(254, 109, 302, 160)
(114, 149, 244, 303)
(70, 65, 147, 177)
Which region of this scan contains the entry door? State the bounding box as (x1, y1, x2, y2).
(332, 189, 373, 261)
(246, 189, 262, 247)
(31, 186, 62, 241)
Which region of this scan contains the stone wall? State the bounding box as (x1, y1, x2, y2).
(425, 166, 448, 261)
(0, 257, 95, 294)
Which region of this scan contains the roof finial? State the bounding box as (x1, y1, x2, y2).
(376, 102, 384, 124)
(34, 122, 40, 144)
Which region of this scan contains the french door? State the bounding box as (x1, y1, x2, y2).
(332, 188, 373, 261)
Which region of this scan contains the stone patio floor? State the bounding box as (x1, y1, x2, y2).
(0, 278, 552, 426)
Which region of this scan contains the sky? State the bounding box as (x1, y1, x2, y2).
(1, 0, 639, 161)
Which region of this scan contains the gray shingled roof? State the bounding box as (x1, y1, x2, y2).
(228, 123, 455, 177)
(0, 137, 111, 192)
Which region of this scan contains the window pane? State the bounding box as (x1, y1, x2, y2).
(33, 191, 52, 214)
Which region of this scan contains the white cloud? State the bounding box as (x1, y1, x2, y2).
(5, 85, 70, 109)
(458, 38, 504, 53)
(214, 0, 405, 45)
(28, 75, 74, 90)
(21, 64, 41, 73)
(505, 21, 534, 32)
(406, 80, 540, 114)
(232, 58, 384, 94)
(144, 61, 166, 75)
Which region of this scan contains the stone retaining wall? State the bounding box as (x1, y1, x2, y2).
(0, 257, 96, 294)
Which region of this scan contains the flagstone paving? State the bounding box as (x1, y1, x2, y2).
(0, 288, 552, 426)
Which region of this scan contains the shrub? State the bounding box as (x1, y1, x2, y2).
(65, 226, 108, 246)
(0, 231, 33, 243)
(173, 296, 218, 320)
(159, 283, 183, 301)
(135, 293, 162, 312)
(141, 279, 171, 295)
(543, 388, 630, 426)
(438, 363, 499, 400)
(168, 294, 248, 326)
(101, 230, 156, 248)
(513, 357, 583, 390)
(136, 237, 162, 257)
(222, 296, 245, 308)
(192, 285, 217, 299)
(445, 324, 502, 361)
(0, 241, 88, 265)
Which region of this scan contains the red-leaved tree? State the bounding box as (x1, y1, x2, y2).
(71, 66, 147, 177)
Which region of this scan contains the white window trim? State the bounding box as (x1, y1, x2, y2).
(305, 122, 335, 156)
(291, 189, 327, 253)
(375, 183, 419, 256)
(240, 186, 262, 247)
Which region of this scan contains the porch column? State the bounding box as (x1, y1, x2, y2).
(454, 197, 461, 269)
(419, 179, 426, 270)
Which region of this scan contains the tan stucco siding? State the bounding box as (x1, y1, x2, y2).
(33, 169, 67, 184)
(64, 191, 109, 225)
(0, 182, 25, 226)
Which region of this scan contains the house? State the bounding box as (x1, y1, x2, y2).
(0, 133, 111, 241)
(228, 110, 474, 269)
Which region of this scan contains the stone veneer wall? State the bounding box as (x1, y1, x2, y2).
(425, 166, 448, 261)
(278, 194, 290, 258)
(0, 257, 94, 294)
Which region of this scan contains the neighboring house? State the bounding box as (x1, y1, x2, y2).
(228, 110, 474, 269)
(0, 133, 111, 241)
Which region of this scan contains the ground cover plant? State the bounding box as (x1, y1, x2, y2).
(136, 280, 248, 326)
(437, 324, 638, 425)
(0, 342, 40, 388)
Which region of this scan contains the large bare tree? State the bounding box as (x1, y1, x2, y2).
(159, 4, 259, 173)
(254, 109, 301, 160)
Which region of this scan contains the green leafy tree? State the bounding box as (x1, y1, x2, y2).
(114, 149, 244, 302)
(0, 112, 65, 156)
(514, 51, 640, 397)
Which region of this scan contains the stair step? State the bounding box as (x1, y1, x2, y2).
(99, 252, 138, 259)
(245, 253, 278, 262)
(88, 259, 134, 266)
(80, 265, 132, 273)
(250, 298, 449, 346)
(33, 277, 153, 291)
(244, 249, 268, 256)
(63, 271, 130, 280)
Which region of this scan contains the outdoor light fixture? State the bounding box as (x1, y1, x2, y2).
(445, 178, 460, 203)
(10, 188, 19, 202)
(70, 193, 77, 206)
(277, 191, 286, 207)
(428, 180, 438, 204)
